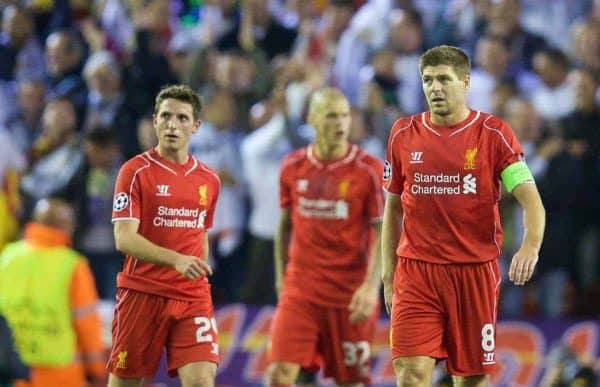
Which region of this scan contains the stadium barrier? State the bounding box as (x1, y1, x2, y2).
(99, 302, 599, 386)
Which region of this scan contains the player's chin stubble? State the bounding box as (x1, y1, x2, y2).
(431, 106, 450, 116)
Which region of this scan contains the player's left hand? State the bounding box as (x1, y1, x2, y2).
(348, 281, 379, 323)
(509, 246, 539, 286)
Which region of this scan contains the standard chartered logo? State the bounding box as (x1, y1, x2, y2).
(410, 172, 477, 195)
(153, 206, 207, 228)
(462, 173, 477, 194)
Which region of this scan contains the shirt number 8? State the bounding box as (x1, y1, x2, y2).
(481, 323, 495, 352)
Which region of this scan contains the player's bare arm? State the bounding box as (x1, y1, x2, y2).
(203, 233, 210, 260)
(509, 182, 545, 286)
(114, 219, 212, 279)
(349, 221, 382, 323)
(274, 209, 291, 297)
(381, 194, 403, 315)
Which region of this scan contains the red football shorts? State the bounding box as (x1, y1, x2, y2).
(269, 295, 378, 384)
(390, 258, 501, 376)
(107, 288, 219, 378)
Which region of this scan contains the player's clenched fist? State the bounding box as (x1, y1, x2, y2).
(174, 255, 213, 279)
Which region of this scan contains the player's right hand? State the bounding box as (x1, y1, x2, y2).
(174, 255, 213, 279)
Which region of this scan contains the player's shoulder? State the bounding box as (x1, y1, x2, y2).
(390, 114, 418, 133)
(387, 114, 420, 143)
(119, 153, 151, 173)
(190, 156, 221, 186)
(355, 147, 384, 169)
(354, 148, 384, 182)
(478, 111, 512, 132)
(281, 147, 307, 170)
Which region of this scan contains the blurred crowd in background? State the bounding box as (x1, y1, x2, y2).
(0, 0, 599, 320)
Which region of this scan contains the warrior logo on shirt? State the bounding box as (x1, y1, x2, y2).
(198, 185, 208, 205)
(156, 184, 170, 196)
(113, 192, 129, 211)
(464, 147, 478, 170)
(383, 161, 391, 181)
(409, 151, 424, 164)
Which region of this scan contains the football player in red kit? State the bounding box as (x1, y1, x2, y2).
(266, 88, 384, 386)
(108, 85, 221, 386)
(382, 46, 546, 386)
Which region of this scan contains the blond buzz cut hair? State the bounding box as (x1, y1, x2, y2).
(308, 87, 348, 118)
(419, 45, 471, 80)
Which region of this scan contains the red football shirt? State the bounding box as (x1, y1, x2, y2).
(384, 109, 524, 264)
(111, 148, 220, 301)
(280, 144, 384, 308)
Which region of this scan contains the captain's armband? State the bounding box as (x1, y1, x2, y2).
(500, 161, 534, 192)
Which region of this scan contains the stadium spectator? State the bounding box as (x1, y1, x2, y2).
(530, 48, 575, 122)
(267, 87, 383, 386)
(0, 5, 44, 125)
(67, 128, 122, 300)
(44, 30, 87, 120)
(0, 130, 25, 250)
(378, 7, 425, 115)
(217, 0, 298, 60)
(82, 50, 138, 158)
(469, 35, 518, 113)
(124, 0, 177, 121)
(189, 89, 246, 303)
(239, 80, 312, 305)
(2, 79, 46, 153)
(561, 69, 600, 302)
(333, 0, 391, 106)
(0, 198, 106, 387)
(490, 78, 518, 117)
(20, 98, 83, 213)
(382, 45, 545, 385)
(569, 21, 600, 83)
(291, 0, 354, 65)
(0, 5, 44, 82)
(482, 0, 549, 70)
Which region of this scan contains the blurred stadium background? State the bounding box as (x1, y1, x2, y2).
(0, 0, 599, 385)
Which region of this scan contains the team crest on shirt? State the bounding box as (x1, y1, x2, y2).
(113, 192, 129, 211)
(383, 161, 391, 181)
(464, 147, 478, 170)
(198, 185, 208, 205)
(338, 180, 350, 198)
(116, 350, 127, 369)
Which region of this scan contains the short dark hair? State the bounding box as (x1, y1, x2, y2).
(85, 127, 115, 147)
(419, 45, 471, 79)
(536, 47, 570, 70)
(154, 84, 202, 120)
